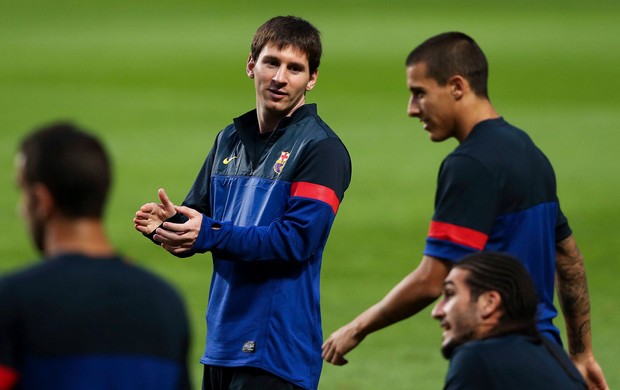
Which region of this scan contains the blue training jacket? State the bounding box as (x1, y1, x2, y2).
(180, 104, 351, 390)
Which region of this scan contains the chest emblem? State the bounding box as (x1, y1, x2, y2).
(273, 151, 291, 175)
(223, 155, 238, 165)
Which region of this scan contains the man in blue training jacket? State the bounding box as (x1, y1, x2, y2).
(134, 15, 351, 390)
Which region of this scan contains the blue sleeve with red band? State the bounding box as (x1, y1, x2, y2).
(192, 189, 336, 262)
(425, 154, 495, 261)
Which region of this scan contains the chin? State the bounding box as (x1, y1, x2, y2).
(429, 132, 451, 143)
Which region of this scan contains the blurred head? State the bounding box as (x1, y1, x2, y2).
(432, 252, 539, 358)
(16, 122, 111, 252)
(250, 15, 322, 75)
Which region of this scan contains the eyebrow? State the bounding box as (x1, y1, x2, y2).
(262, 55, 306, 69)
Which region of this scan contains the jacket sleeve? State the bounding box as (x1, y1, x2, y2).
(190, 137, 351, 262)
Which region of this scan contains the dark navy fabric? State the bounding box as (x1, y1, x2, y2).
(0, 254, 190, 389)
(444, 335, 586, 389)
(424, 117, 571, 343)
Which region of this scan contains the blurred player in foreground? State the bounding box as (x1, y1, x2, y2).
(0, 122, 190, 389)
(322, 31, 607, 389)
(433, 252, 586, 389)
(134, 16, 351, 390)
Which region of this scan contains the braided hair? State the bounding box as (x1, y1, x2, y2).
(455, 252, 540, 339)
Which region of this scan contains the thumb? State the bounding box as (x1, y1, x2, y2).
(158, 188, 175, 211)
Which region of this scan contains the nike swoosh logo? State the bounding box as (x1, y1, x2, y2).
(223, 156, 238, 165)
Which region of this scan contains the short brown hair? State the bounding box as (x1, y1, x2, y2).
(251, 16, 322, 74)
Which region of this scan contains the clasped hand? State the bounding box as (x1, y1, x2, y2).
(133, 188, 203, 255)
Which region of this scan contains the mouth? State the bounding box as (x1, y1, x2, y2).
(268, 88, 287, 98)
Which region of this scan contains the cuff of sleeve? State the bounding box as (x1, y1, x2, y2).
(192, 216, 230, 253)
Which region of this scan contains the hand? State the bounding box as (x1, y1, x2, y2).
(571, 353, 609, 390)
(153, 205, 203, 255)
(134, 188, 177, 234)
(321, 322, 365, 366)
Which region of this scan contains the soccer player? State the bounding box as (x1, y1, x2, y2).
(433, 252, 586, 389)
(0, 122, 191, 389)
(322, 32, 608, 390)
(133, 16, 351, 390)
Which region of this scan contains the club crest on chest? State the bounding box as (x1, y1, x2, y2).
(274, 151, 291, 175)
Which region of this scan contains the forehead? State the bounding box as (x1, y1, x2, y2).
(444, 268, 469, 289)
(406, 62, 439, 89)
(258, 43, 309, 64)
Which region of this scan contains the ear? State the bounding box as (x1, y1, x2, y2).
(448, 75, 466, 100)
(246, 53, 255, 79)
(478, 290, 502, 319)
(306, 69, 319, 91)
(29, 183, 55, 221)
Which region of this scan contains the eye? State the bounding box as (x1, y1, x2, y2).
(288, 65, 304, 74)
(443, 289, 454, 299)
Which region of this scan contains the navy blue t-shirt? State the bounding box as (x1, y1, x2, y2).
(444, 335, 586, 389)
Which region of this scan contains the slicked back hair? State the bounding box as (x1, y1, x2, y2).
(455, 252, 539, 338)
(405, 32, 489, 98)
(251, 15, 322, 74)
(19, 122, 111, 218)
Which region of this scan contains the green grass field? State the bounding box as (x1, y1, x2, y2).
(1, 0, 619, 388)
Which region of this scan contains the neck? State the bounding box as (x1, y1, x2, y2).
(485, 320, 540, 340)
(455, 96, 499, 143)
(256, 98, 305, 134)
(44, 217, 115, 258)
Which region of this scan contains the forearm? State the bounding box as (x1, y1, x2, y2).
(194, 199, 335, 262)
(555, 234, 592, 355)
(350, 256, 450, 338)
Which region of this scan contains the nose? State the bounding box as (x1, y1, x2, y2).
(273, 65, 287, 85)
(431, 299, 444, 320)
(407, 96, 420, 117)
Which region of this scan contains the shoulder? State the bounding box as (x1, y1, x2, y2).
(449, 336, 523, 369)
(0, 260, 56, 290)
(290, 104, 344, 141)
(112, 257, 184, 298)
(445, 341, 494, 388)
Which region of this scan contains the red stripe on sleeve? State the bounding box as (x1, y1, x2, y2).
(291, 182, 340, 214)
(0, 365, 19, 390)
(428, 221, 488, 250)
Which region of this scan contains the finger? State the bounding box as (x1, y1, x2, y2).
(174, 205, 198, 218)
(162, 242, 191, 255)
(335, 356, 348, 366)
(134, 211, 153, 221)
(162, 221, 190, 233)
(321, 344, 330, 360)
(153, 228, 182, 243)
(158, 188, 175, 211)
(135, 224, 150, 234)
(139, 202, 156, 213)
